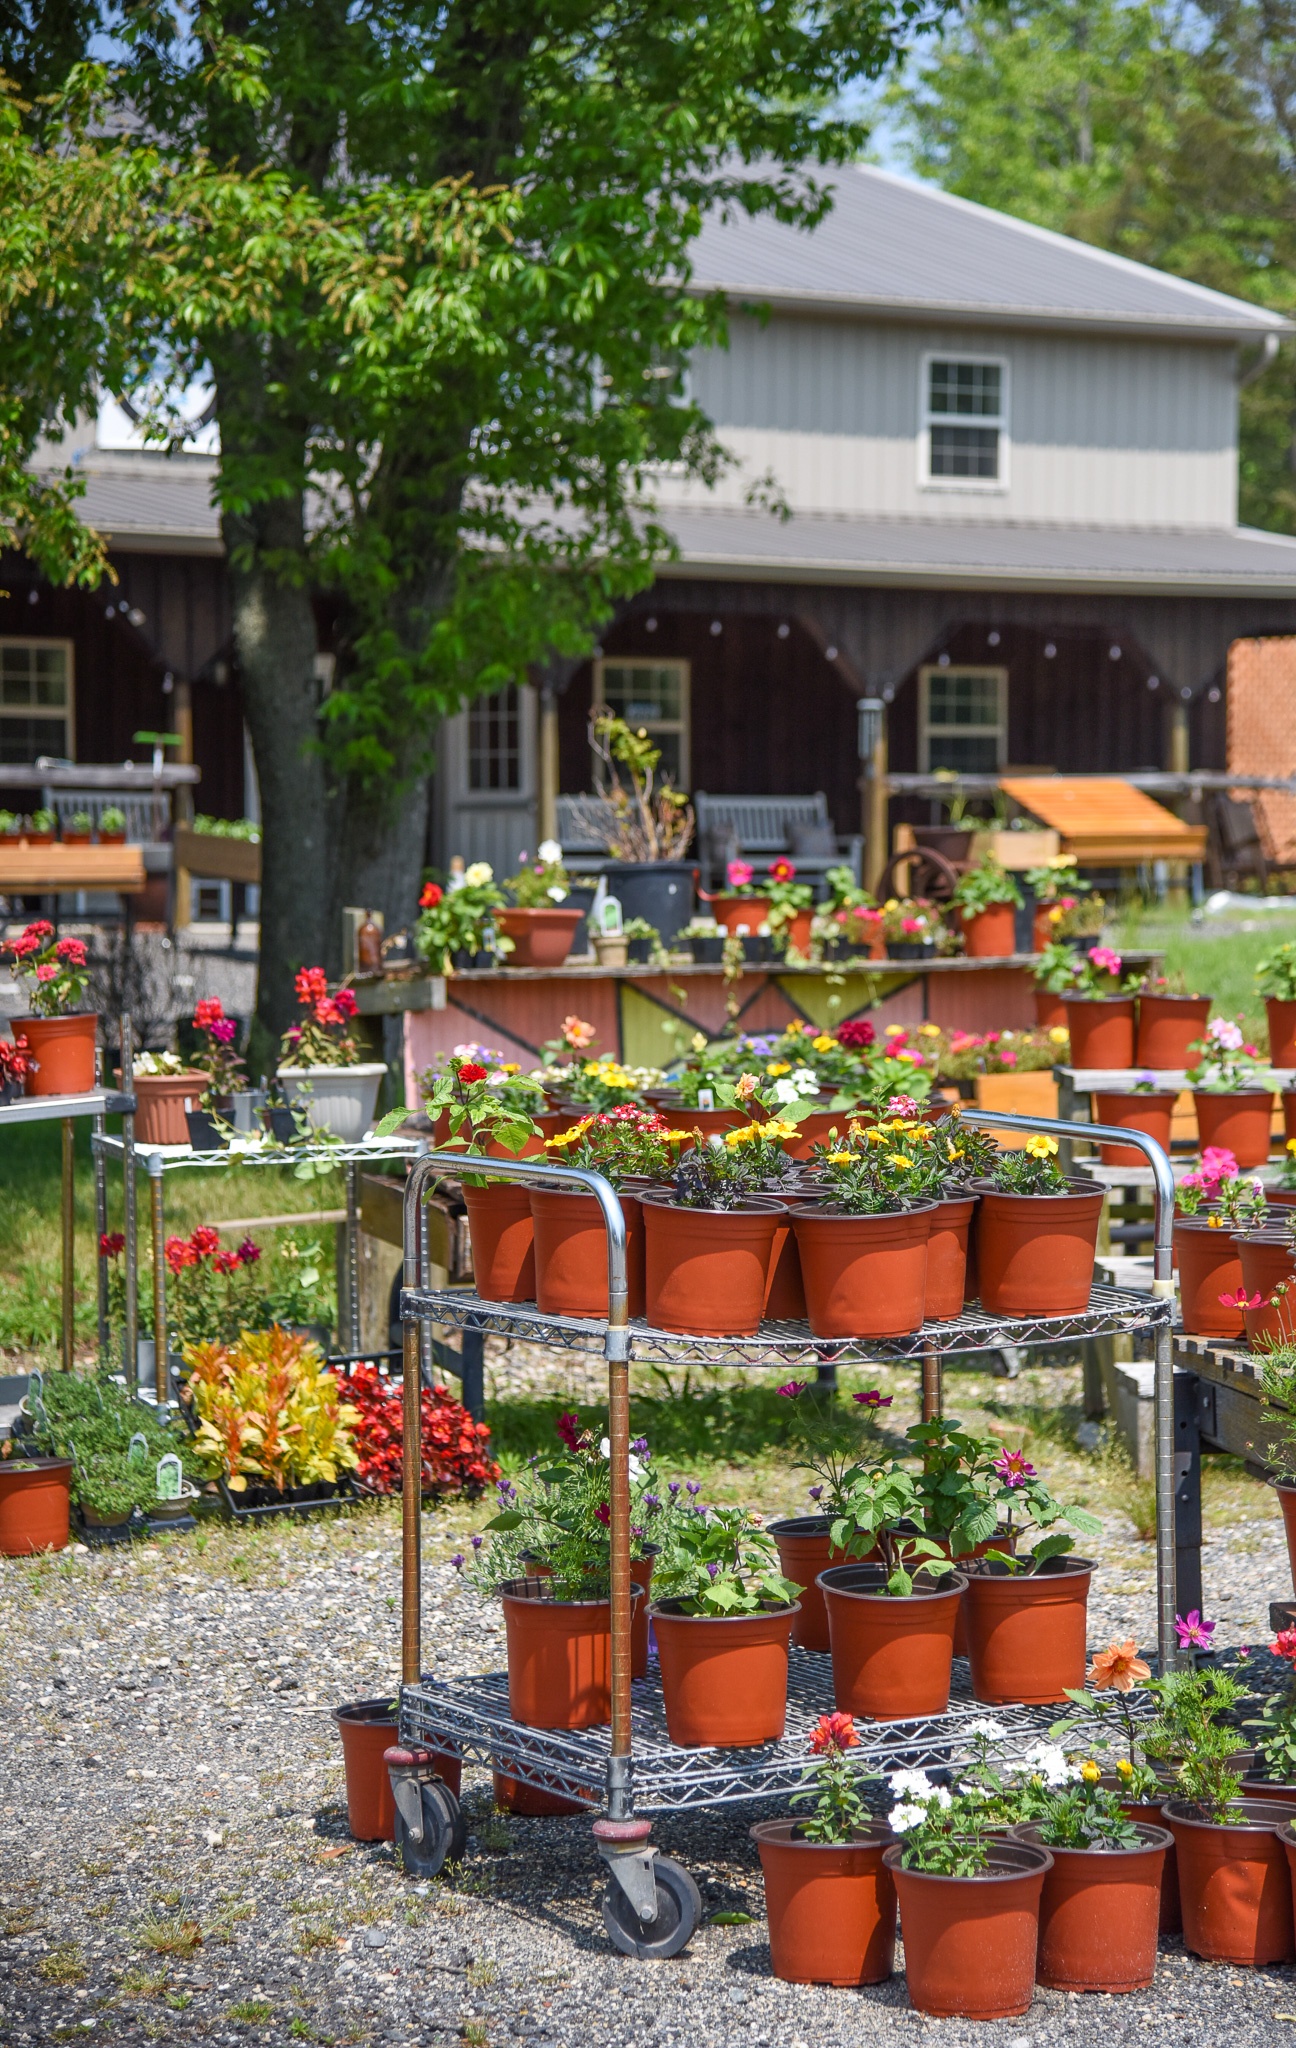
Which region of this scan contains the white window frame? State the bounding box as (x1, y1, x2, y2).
(593, 657, 691, 789)
(919, 352, 1010, 493)
(0, 637, 75, 762)
(919, 665, 1008, 774)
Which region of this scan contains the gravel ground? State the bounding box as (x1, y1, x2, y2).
(5, 1345, 1296, 2048)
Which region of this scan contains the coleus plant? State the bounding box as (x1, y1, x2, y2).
(184, 1326, 360, 1494)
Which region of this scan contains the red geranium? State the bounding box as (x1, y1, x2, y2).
(193, 997, 225, 1031)
(836, 1017, 875, 1049)
(420, 882, 443, 909)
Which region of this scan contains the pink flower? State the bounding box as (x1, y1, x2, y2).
(55, 937, 86, 965)
(1088, 946, 1122, 976)
(853, 1389, 893, 1408)
(210, 1017, 237, 1044)
(1207, 1017, 1244, 1052)
(993, 1447, 1036, 1489)
(1219, 1289, 1263, 1310)
(726, 860, 753, 890)
(1000, 1049, 1017, 1067)
(777, 1379, 809, 1398)
(594, 1502, 611, 1526)
(886, 1095, 920, 1118)
(34, 963, 57, 983)
(1272, 1628, 1296, 1664)
(556, 1410, 583, 1451)
(769, 857, 796, 883)
(901, 917, 924, 935)
(1175, 1609, 1216, 1650)
(837, 1019, 874, 1050)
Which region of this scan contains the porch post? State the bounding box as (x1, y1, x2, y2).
(1165, 692, 1192, 907)
(858, 696, 889, 895)
(172, 677, 194, 930)
(538, 686, 559, 846)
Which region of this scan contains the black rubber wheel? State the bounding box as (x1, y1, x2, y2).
(394, 1779, 466, 1878)
(602, 1855, 702, 1959)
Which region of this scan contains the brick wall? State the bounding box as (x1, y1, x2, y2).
(1226, 637, 1296, 862)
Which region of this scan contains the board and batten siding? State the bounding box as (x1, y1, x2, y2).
(665, 313, 1238, 530)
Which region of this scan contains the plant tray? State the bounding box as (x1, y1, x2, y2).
(214, 1475, 358, 1522)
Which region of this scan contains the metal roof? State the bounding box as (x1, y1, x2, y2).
(689, 166, 1291, 341)
(68, 463, 223, 555)
(658, 506, 1296, 596)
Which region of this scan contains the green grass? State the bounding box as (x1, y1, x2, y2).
(1113, 900, 1296, 1043)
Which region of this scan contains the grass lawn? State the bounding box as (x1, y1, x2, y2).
(1114, 899, 1296, 1042)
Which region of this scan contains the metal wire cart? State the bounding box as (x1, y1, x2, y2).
(392, 1109, 1180, 1957)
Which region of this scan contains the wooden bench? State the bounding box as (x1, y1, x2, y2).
(693, 792, 862, 890)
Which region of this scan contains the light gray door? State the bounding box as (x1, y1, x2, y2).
(436, 682, 538, 877)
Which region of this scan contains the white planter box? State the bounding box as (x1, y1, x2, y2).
(277, 1062, 387, 1142)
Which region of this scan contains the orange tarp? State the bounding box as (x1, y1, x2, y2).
(999, 778, 1206, 864)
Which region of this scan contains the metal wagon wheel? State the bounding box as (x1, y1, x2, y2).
(872, 845, 962, 904)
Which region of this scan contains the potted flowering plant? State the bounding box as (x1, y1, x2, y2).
(1029, 939, 1081, 1029)
(1175, 1162, 1266, 1338)
(551, 1053, 664, 1114)
(534, 1106, 689, 1317)
(1091, 1067, 1178, 1167)
(640, 1137, 790, 1336)
(415, 864, 506, 971)
(681, 914, 724, 964)
(425, 1057, 543, 1303)
(879, 895, 938, 959)
(1257, 939, 1296, 1067)
(1052, 1639, 1183, 1932)
(588, 711, 697, 941)
(1013, 1767, 1172, 1993)
(791, 1119, 938, 1339)
(277, 967, 386, 1140)
(1135, 971, 1213, 1067)
(957, 1448, 1100, 1707)
(765, 1380, 892, 1650)
(949, 858, 1023, 959)
(497, 842, 583, 966)
(708, 857, 772, 938)
(972, 1132, 1105, 1316)
(901, 1109, 999, 1317)
(189, 996, 248, 1126)
(763, 857, 816, 957)
(420, 1047, 546, 1157)
(132, 1045, 209, 1145)
(751, 1713, 897, 1986)
(1063, 945, 1142, 1067)
(1187, 1015, 1274, 1167)
(163, 1226, 270, 1346)
(649, 1503, 801, 1746)
(1026, 855, 1090, 950)
(3, 921, 97, 1094)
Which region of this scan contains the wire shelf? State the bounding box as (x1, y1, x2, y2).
(93, 1132, 424, 1171)
(401, 1282, 1171, 1366)
(401, 1653, 1149, 1814)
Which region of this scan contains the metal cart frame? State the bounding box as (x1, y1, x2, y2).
(394, 1107, 1178, 1953)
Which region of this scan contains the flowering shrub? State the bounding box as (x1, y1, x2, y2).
(554, 1056, 664, 1111)
(279, 968, 363, 1068)
(932, 1025, 1065, 1081)
(4, 922, 91, 1016)
(1186, 1014, 1269, 1093)
(191, 996, 247, 1101)
(1052, 1640, 1158, 1797)
(341, 1364, 499, 1499)
(878, 896, 938, 945)
(184, 1326, 360, 1493)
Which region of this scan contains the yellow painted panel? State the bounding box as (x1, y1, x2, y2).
(973, 1069, 1058, 1149)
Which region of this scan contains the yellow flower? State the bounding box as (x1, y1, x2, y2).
(1287, 1138, 1296, 1157)
(690, 1032, 708, 1053)
(787, 1020, 807, 1035)
(1048, 905, 1063, 923)
(946, 1142, 965, 1162)
(918, 1022, 942, 1038)
(1116, 1758, 1134, 1780)
(827, 1151, 854, 1165)
(500, 1062, 520, 1074)
(910, 1124, 934, 1144)
(664, 1130, 692, 1144)
(1080, 1761, 1101, 1785)
(884, 899, 899, 912)
(865, 1126, 889, 1146)
(767, 1061, 791, 1077)
(762, 1119, 799, 1142)
(1024, 1134, 1058, 1161)
(884, 1023, 906, 1037)
(1208, 1214, 1224, 1229)
(812, 1034, 835, 1052)
(583, 1060, 600, 1074)
(1048, 1027, 1069, 1045)
(886, 1154, 912, 1170)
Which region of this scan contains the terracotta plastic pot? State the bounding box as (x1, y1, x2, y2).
(1136, 992, 1212, 1069)
(924, 1195, 976, 1320)
(0, 1456, 71, 1555)
(769, 1109, 852, 1161)
(491, 1770, 587, 1816)
(494, 906, 583, 967)
(529, 1185, 645, 1320)
(1284, 1092, 1296, 1145)
(972, 1181, 1105, 1317)
(132, 1071, 208, 1146)
(752, 1820, 896, 1985)
(1091, 1090, 1177, 1169)
(641, 1194, 783, 1336)
(1164, 1798, 1295, 1965)
(1242, 1777, 1296, 1807)
(963, 1557, 1092, 1705)
(1273, 1481, 1296, 1597)
(763, 1190, 820, 1321)
(883, 1840, 1052, 2020)
(1270, 999, 1296, 1068)
(1194, 1089, 1274, 1169)
(671, 1106, 750, 1147)
(1102, 1784, 1182, 1934)
(463, 1180, 536, 1302)
(18, 1012, 98, 1096)
(650, 1600, 796, 1746)
(819, 1564, 965, 1720)
(961, 901, 1017, 958)
(1064, 996, 1135, 1070)
(1014, 1822, 1171, 1991)
(1033, 988, 1068, 1032)
(778, 908, 814, 956)
(792, 1202, 935, 1339)
(1237, 1230, 1296, 1348)
(709, 894, 772, 936)
(333, 1699, 461, 1841)
(767, 1515, 874, 1652)
(1174, 1217, 1245, 1338)
(501, 1578, 639, 1730)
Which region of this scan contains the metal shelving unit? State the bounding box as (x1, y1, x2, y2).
(393, 1108, 1179, 1955)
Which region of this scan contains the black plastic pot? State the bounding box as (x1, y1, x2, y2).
(602, 860, 697, 943)
(887, 942, 934, 962)
(262, 1104, 298, 1143)
(689, 936, 725, 964)
(450, 949, 495, 970)
(1013, 884, 1036, 955)
(740, 934, 767, 963)
(626, 936, 655, 964)
(185, 1108, 224, 1151)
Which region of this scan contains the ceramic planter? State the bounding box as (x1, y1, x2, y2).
(16, 1013, 98, 1096)
(961, 901, 1016, 958)
(463, 1180, 536, 1302)
(495, 906, 583, 968)
(883, 1840, 1052, 2020)
(1064, 996, 1135, 1069)
(1033, 988, 1068, 1032)
(529, 1185, 646, 1320)
(133, 1071, 208, 1146)
(1237, 1230, 1296, 1348)
(333, 1698, 461, 1841)
(791, 1202, 935, 1339)
(972, 1181, 1105, 1317)
(277, 1062, 386, 1142)
(819, 1563, 965, 1719)
(1091, 1090, 1177, 1169)
(1013, 1822, 1171, 1991)
(924, 1195, 976, 1320)
(500, 1578, 626, 1730)
(641, 1194, 783, 1336)
(751, 1819, 896, 1985)
(1174, 1217, 1245, 1338)
(650, 1600, 797, 1746)
(1269, 999, 1296, 1068)
(1193, 1090, 1274, 1170)
(1163, 1798, 1295, 1965)
(767, 1515, 873, 1652)
(1136, 992, 1212, 1069)
(962, 1556, 1093, 1705)
(0, 1456, 71, 1555)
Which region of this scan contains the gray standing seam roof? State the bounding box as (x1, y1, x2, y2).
(689, 165, 1289, 340)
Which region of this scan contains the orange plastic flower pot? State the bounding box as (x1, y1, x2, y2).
(1136, 993, 1212, 1069)
(767, 1516, 875, 1653)
(763, 1188, 824, 1321)
(463, 1180, 536, 1303)
(819, 1564, 964, 1720)
(961, 902, 1016, 959)
(17, 1012, 98, 1096)
(1270, 999, 1296, 1068)
(972, 1183, 1104, 1317)
(884, 1842, 1052, 2020)
(1091, 1090, 1177, 1168)
(529, 1186, 645, 1319)
(132, 1071, 208, 1146)
(1238, 1231, 1296, 1349)
(641, 1196, 782, 1336)
(333, 1700, 462, 1841)
(491, 1770, 587, 1816)
(1014, 1823, 1170, 1991)
(1193, 1090, 1274, 1170)
(494, 907, 583, 967)
(1273, 1481, 1296, 1597)
(1064, 996, 1135, 1069)
(752, 1820, 897, 1985)
(963, 1557, 1092, 1705)
(0, 1456, 70, 1555)
(500, 1581, 619, 1730)
(791, 1203, 935, 1339)
(651, 1601, 796, 1746)
(673, 1106, 753, 1148)
(923, 1195, 976, 1321)
(769, 1109, 851, 1161)
(1174, 1218, 1245, 1338)
(709, 894, 772, 935)
(1164, 1799, 1295, 1965)
(1033, 988, 1068, 1032)
(1284, 1092, 1296, 1145)
(1107, 1787, 1181, 1934)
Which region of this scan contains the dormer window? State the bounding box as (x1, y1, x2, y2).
(922, 356, 1008, 487)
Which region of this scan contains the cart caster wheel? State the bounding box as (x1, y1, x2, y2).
(394, 1779, 467, 1879)
(602, 1856, 702, 1959)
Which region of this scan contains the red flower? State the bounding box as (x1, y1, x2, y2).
(99, 1232, 125, 1258)
(35, 963, 58, 983)
(457, 1061, 488, 1084)
(332, 988, 358, 1019)
(769, 857, 797, 883)
(7, 933, 40, 960)
(809, 1711, 859, 1754)
(295, 966, 329, 1006)
(164, 1235, 197, 1273)
(212, 1248, 240, 1275)
(1273, 1628, 1296, 1664)
(189, 1225, 221, 1257)
(420, 882, 443, 909)
(315, 996, 343, 1027)
(55, 937, 86, 966)
(836, 1018, 875, 1050)
(236, 1237, 262, 1265)
(556, 1410, 583, 1452)
(193, 997, 225, 1031)
(594, 1502, 611, 1525)
(25, 921, 53, 941)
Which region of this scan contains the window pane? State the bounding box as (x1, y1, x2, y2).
(927, 732, 1002, 773)
(927, 671, 1002, 730)
(0, 716, 68, 764)
(929, 361, 1001, 418)
(1, 672, 34, 706)
(601, 663, 682, 723)
(467, 685, 521, 792)
(930, 425, 999, 479)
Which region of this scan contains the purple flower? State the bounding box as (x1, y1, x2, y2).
(631, 1525, 644, 1541)
(450, 1553, 465, 1571)
(496, 1478, 517, 1503)
(993, 1448, 1035, 1490)
(631, 1436, 648, 1455)
(1175, 1610, 1216, 1650)
(777, 1379, 808, 1398)
(644, 1493, 660, 1510)
(706, 1561, 720, 1579)
(210, 1017, 237, 1044)
(471, 1534, 483, 1550)
(853, 1390, 893, 1409)
(808, 1485, 823, 1502)
(686, 1480, 701, 1497)
(668, 1481, 681, 1497)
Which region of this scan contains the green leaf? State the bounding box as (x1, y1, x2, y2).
(708, 1911, 754, 1925)
(372, 1107, 407, 1139)
(1064, 1504, 1103, 1536)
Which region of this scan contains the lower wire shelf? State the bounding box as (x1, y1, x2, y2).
(400, 1652, 1137, 1815)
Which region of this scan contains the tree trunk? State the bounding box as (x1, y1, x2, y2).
(332, 772, 430, 968)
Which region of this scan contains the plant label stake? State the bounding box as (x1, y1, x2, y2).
(155, 1453, 182, 1501)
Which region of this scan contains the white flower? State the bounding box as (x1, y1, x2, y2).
(538, 839, 563, 865)
(931, 1785, 953, 1810)
(888, 1802, 928, 1835)
(887, 1768, 935, 1799)
(1016, 1742, 1076, 1788)
(546, 885, 568, 903)
(464, 861, 494, 886)
(773, 1076, 814, 1106)
(965, 1717, 1008, 1742)
(791, 1067, 820, 1092)
(599, 1436, 644, 1482)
